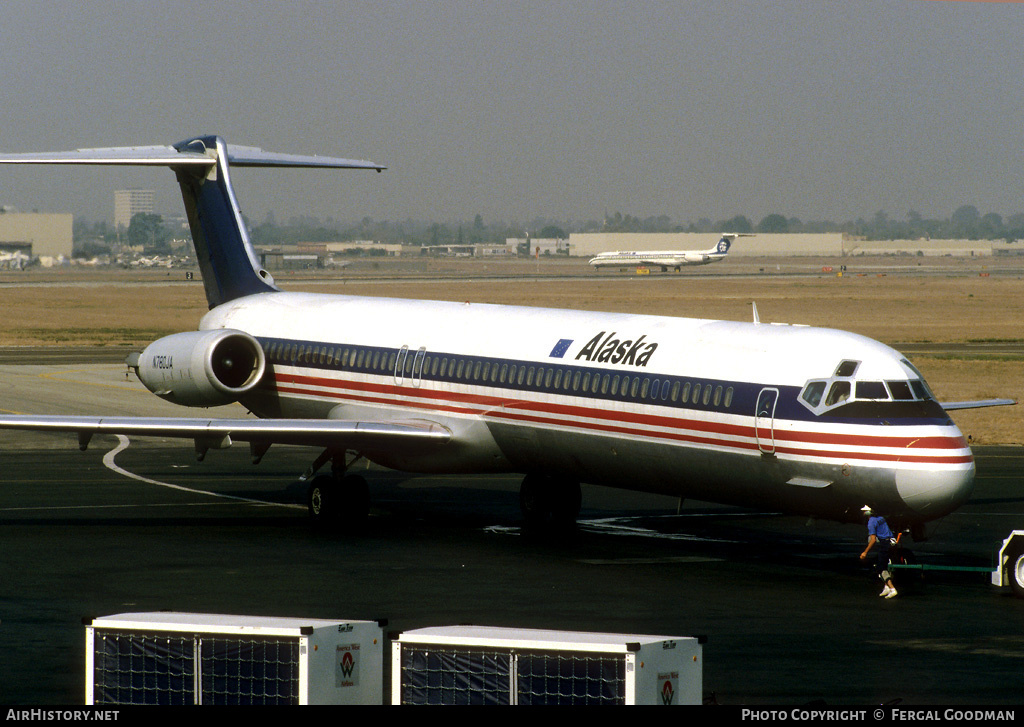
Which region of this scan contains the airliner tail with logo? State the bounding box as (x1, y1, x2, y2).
(588, 234, 749, 271)
(0, 137, 1010, 535)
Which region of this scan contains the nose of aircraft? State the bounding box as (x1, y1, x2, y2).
(894, 458, 975, 521)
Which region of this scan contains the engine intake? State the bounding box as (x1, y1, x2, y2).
(132, 329, 266, 407)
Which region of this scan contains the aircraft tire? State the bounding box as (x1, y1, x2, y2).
(1007, 540, 1024, 598)
(340, 474, 370, 527)
(307, 473, 369, 528)
(307, 474, 335, 523)
(520, 474, 581, 532)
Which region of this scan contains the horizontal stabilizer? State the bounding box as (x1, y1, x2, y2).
(0, 143, 384, 172)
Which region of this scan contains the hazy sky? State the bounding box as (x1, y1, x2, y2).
(1, 0, 1022, 227)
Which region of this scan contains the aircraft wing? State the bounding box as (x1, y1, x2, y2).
(0, 415, 449, 453)
(940, 398, 1016, 411)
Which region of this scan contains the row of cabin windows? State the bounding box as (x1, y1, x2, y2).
(263, 340, 736, 409)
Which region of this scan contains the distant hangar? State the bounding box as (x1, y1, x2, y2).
(0, 213, 72, 259)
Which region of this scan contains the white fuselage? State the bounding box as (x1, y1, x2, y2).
(589, 250, 725, 268)
(203, 291, 974, 525)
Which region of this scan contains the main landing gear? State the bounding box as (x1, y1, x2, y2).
(305, 449, 369, 527)
(519, 474, 582, 533)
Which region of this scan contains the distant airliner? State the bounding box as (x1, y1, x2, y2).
(0, 138, 1011, 538)
(588, 234, 749, 271)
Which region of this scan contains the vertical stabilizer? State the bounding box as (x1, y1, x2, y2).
(172, 136, 278, 307)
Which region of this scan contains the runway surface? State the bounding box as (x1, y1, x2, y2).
(1, 359, 1023, 705)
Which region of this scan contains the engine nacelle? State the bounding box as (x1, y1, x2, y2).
(132, 329, 266, 407)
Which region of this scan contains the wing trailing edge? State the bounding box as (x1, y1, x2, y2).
(0, 414, 449, 453)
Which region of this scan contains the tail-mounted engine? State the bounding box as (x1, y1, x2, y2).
(128, 329, 266, 407)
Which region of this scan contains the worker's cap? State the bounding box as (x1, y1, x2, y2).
(860, 505, 873, 516)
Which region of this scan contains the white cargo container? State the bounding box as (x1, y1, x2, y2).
(85, 612, 384, 705)
(391, 625, 703, 705)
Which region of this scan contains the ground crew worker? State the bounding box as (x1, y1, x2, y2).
(859, 506, 897, 599)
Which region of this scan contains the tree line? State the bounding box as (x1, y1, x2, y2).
(72, 205, 1024, 258)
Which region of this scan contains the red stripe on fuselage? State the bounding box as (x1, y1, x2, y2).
(270, 371, 972, 464)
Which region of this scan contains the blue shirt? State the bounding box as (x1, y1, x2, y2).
(868, 515, 893, 540)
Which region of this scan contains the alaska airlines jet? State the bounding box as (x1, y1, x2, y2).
(0, 137, 1009, 535)
(588, 234, 747, 271)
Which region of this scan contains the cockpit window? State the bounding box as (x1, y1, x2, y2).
(801, 381, 826, 407)
(824, 381, 851, 406)
(800, 358, 941, 416)
(855, 381, 888, 400)
(887, 380, 914, 400)
(834, 360, 859, 377)
(910, 379, 932, 400)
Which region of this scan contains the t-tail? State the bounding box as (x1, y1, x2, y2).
(0, 136, 384, 308)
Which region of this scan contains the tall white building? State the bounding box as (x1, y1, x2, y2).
(114, 189, 154, 229)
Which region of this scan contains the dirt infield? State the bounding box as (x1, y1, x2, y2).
(0, 256, 1020, 443)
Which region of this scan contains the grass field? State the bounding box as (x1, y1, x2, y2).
(1, 255, 1020, 443)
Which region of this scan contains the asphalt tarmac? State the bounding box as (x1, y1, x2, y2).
(1, 360, 1023, 705)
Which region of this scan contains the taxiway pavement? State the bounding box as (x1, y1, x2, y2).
(0, 358, 1022, 705)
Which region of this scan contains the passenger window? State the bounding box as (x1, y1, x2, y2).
(724, 387, 734, 407)
(681, 382, 691, 402)
(855, 381, 888, 400)
(526, 366, 534, 386)
(630, 378, 640, 398)
(600, 374, 609, 394)
(670, 381, 680, 402)
(887, 381, 914, 400)
(702, 386, 712, 406)
(574, 372, 583, 391)
(581, 372, 590, 392)
(825, 381, 851, 406)
(640, 378, 650, 398)
(692, 384, 701, 404)
(713, 385, 723, 407)
(801, 381, 826, 407)
(620, 376, 630, 397)
(544, 369, 554, 388)
(553, 370, 562, 388)
(491, 364, 500, 383)
(651, 379, 660, 399)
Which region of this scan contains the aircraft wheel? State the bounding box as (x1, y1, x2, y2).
(1007, 540, 1024, 598)
(307, 474, 335, 523)
(307, 473, 369, 527)
(340, 474, 370, 526)
(520, 475, 580, 532)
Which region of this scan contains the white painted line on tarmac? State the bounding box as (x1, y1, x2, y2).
(103, 435, 304, 510)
